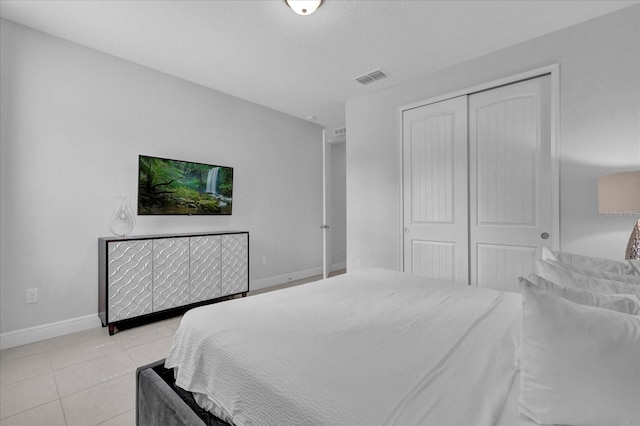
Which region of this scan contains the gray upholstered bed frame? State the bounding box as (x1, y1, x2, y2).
(136, 359, 231, 426)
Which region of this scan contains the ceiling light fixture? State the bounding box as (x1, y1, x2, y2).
(285, 0, 323, 16)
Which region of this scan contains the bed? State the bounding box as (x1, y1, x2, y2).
(138, 258, 640, 426)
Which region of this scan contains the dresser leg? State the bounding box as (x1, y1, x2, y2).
(108, 324, 115, 336)
(242, 292, 248, 297)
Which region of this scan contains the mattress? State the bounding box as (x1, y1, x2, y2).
(165, 268, 524, 426)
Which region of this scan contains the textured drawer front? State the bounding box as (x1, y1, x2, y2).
(190, 236, 222, 302)
(108, 240, 153, 322)
(153, 237, 190, 312)
(221, 234, 249, 296)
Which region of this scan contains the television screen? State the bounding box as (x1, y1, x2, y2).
(138, 155, 233, 215)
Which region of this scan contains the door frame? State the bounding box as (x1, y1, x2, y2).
(322, 129, 331, 278)
(398, 64, 560, 271)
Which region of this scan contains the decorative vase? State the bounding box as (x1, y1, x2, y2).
(108, 196, 136, 237)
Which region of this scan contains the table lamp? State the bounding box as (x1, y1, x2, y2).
(598, 170, 640, 260)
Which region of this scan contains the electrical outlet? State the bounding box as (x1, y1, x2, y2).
(26, 288, 39, 304)
(355, 259, 362, 269)
(261, 256, 267, 265)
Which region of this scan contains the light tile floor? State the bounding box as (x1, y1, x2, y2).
(0, 316, 179, 426)
(0, 271, 345, 426)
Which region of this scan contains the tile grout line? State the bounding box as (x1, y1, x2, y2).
(48, 345, 69, 426)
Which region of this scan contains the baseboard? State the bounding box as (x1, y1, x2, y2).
(331, 262, 346, 272)
(1, 265, 346, 350)
(0, 314, 102, 350)
(250, 263, 348, 291)
(250, 266, 323, 291)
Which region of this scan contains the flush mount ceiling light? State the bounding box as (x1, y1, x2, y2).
(285, 0, 323, 16)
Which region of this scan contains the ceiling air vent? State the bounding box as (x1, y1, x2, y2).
(334, 127, 346, 137)
(329, 126, 346, 144)
(355, 69, 389, 85)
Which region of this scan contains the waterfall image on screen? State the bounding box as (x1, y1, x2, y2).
(138, 155, 233, 215)
(206, 167, 219, 194)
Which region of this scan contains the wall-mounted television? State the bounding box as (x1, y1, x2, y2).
(138, 155, 233, 215)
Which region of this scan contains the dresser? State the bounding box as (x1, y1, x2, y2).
(99, 231, 248, 335)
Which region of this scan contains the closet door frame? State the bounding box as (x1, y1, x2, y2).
(398, 64, 560, 272)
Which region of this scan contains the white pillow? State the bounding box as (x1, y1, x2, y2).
(526, 274, 640, 315)
(536, 259, 640, 297)
(513, 276, 640, 373)
(541, 246, 560, 262)
(519, 281, 640, 426)
(544, 258, 640, 284)
(542, 247, 640, 277)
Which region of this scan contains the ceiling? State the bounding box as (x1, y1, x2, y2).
(1, 0, 638, 126)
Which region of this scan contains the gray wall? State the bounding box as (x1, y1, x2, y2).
(0, 19, 323, 335)
(345, 5, 640, 271)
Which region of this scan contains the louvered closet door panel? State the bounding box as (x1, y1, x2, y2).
(190, 235, 222, 303)
(107, 240, 152, 322)
(221, 234, 249, 296)
(469, 76, 552, 291)
(402, 96, 468, 284)
(152, 237, 190, 311)
(411, 241, 456, 281)
(476, 244, 537, 292)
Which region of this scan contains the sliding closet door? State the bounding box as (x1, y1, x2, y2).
(402, 96, 469, 284)
(468, 76, 552, 291)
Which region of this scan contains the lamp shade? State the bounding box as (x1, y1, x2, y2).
(597, 170, 640, 215)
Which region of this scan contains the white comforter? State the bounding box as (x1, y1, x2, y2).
(165, 268, 523, 426)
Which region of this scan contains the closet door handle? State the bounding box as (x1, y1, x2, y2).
(541, 232, 550, 240)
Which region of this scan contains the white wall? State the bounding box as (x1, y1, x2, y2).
(0, 19, 323, 338)
(345, 5, 640, 271)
